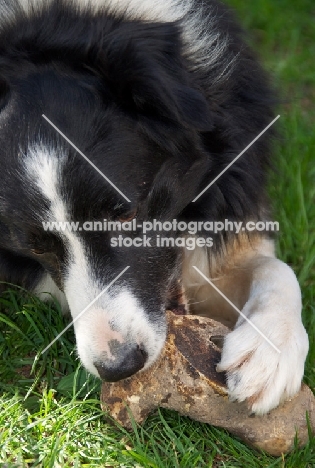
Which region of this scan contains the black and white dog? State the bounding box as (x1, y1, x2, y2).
(0, 0, 309, 414)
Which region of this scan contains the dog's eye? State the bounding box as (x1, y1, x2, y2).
(30, 247, 46, 255)
(117, 209, 137, 223)
(28, 233, 59, 256)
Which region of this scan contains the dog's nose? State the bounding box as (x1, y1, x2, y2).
(94, 344, 148, 382)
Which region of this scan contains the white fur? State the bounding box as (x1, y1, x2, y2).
(217, 259, 309, 414)
(25, 145, 166, 376)
(183, 238, 309, 414)
(34, 272, 69, 312)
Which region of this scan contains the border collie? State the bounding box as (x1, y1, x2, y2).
(0, 0, 309, 414)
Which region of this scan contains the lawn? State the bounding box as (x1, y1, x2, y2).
(0, 0, 314, 466)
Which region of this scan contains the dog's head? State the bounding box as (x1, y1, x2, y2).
(0, 3, 214, 380)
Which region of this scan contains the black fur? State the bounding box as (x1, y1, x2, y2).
(0, 0, 276, 343)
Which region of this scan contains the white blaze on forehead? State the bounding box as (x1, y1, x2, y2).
(24, 144, 88, 256)
(24, 144, 93, 294)
(24, 145, 67, 223)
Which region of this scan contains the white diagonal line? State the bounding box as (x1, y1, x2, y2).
(192, 266, 281, 353)
(42, 114, 131, 203)
(192, 115, 280, 202)
(41, 266, 130, 354)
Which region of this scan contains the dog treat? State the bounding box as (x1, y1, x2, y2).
(101, 312, 315, 456)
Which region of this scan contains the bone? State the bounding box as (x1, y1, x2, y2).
(101, 312, 315, 456)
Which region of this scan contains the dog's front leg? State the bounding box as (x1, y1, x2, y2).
(217, 255, 309, 414)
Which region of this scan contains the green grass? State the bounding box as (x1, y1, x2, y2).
(0, 0, 315, 466)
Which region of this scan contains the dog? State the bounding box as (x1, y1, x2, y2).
(0, 0, 309, 414)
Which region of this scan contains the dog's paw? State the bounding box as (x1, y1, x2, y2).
(216, 316, 309, 414)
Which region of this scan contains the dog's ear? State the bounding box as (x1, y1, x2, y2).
(0, 77, 10, 111)
(138, 156, 209, 220)
(99, 22, 214, 132)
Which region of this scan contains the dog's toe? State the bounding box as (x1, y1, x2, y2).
(217, 318, 309, 414)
